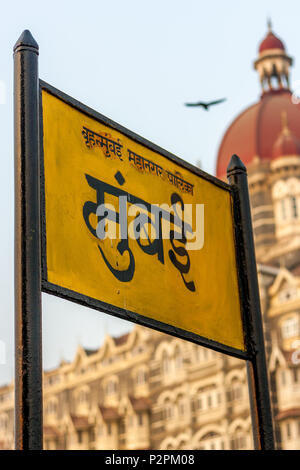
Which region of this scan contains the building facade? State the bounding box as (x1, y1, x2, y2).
(216, 21, 300, 449)
(0, 328, 253, 450)
(1, 23, 300, 450)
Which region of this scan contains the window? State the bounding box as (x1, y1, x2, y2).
(78, 389, 89, 404)
(290, 196, 298, 218)
(138, 413, 143, 426)
(179, 402, 185, 415)
(46, 399, 57, 415)
(77, 430, 83, 443)
(119, 420, 125, 434)
(89, 429, 95, 443)
(0, 415, 8, 431)
(163, 400, 173, 420)
(207, 395, 212, 407)
(194, 346, 201, 362)
(162, 352, 170, 375)
(282, 316, 299, 339)
(174, 347, 183, 369)
(178, 396, 186, 416)
(47, 375, 60, 386)
(136, 369, 146, 385)
(286, 422, 291, 440)
(106, 380, 117, 395)
(281, 370, 286, 386)
(107, 423, 112, 435)
(196, 385, 219, 411)
(281, 199, 286, 220)
(230, 427, 247, 450)
(292, 368, 299, 383)
(231, 434, 247, 450)
(227, 380, 243, 402)
(128, 415, 134, 427)
(178, 440, 187, 450)
(198, 432, 223, 450)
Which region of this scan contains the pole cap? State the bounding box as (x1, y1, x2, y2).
(14, 30, 39, 54)
(227, 154, 247, 177)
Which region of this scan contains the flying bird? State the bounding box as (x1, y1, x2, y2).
(184, 98, 226, 110)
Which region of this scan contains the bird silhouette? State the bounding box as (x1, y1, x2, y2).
(184, 98, 226, 110)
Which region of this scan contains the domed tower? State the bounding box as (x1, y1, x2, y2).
(216, 22, 300, 269)
(254, 19, 292, 92)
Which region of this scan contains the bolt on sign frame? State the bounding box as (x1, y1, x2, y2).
(14, 30, 275, 450)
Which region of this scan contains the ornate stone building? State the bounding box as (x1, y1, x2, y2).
(217, 21, 300, 449)
(0, 328, 253, 450)
(1, 23, 300, 450)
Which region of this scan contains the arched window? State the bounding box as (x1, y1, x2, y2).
(177, 395, 186, 417)
(106, 380, 117, 395)
(0, 414, 8, 431)
(46, 398, 58, 415)
(195, 384, 219, 410)
(178, 439, 188, 450)
(230, 427, 247, 450)
(78, 387, 89, 404)
(281, 199, 286, 220)
(197, 432, 224, 450)
(162, 352, 170, 375)
(163, 399, 173, 420)
(136, 368, 146, 385)
(174, 347, 183, 370)
(273, 178, 300, 228)
(227, 378, 243, 402)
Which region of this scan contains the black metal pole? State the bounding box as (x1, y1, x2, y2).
(227, 154, 274, 450)
(14, 30, 43, 450)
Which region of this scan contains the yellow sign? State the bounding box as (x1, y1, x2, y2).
(41, 89, 244, 352)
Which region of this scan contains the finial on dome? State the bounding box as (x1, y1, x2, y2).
(267, 17, 272, 32)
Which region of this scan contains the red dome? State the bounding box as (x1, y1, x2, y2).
(216, 90, 300, 178)
(272, 127, 300, 158)
(259, 31, 285, 53)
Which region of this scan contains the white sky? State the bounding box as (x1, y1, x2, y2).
(1, 0, 300, 385)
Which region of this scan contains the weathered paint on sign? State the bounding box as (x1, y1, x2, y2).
(41, 90, 244, 351)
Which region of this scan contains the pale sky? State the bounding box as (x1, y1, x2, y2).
(1, 0, 300, 385)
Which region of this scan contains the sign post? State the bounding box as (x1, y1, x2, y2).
(13, 29, 275, 451)
(227, 155, 274, 450)
(14, 30, 43, 450)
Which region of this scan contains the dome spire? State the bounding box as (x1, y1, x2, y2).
(267, 17, 272, 32)
(254, 23, 292, 94)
